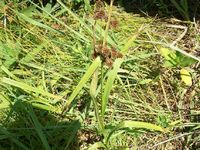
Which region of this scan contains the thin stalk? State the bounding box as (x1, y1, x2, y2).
(102, 0, 114, 47)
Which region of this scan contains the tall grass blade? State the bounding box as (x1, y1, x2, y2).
(62, 57, 101, 113)
(15, 11, 62, 34)
(57, 0, 92, 35)
(118, 121, 165, 132)
(170, 0, 189, 20)
(101, 58, 123, 117)
(27, 105, 51, 150)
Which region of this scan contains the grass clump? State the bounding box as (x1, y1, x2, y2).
(0, 0, 200, 149)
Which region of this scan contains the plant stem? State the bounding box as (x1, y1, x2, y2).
(103, 0, 114, 47)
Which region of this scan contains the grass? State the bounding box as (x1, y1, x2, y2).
(0, 0, 200, 149)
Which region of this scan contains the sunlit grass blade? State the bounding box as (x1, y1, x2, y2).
(101, 58, 123, 117)
(30, 101, 61, 113)
(57, 0, 92, 34)
(0, 93, 11, 109)
(62, 57, 101, 114)
(140, 40, 200, 62)
(89, 69, 99, 98)
(21, 41, 48, 63)
(106, 120, 166, 144)
(27, 105, 51, 150)
(15, 11, 62, 34)
(121, 25, 144, 54)
(1, 65, 20, 81)
(118, 121, 166, 132)
(1, 78, 62, 100)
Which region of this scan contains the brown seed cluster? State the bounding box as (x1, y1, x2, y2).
(92, 0, 122, 68)
(93, 0, 108, 20)
(93, 44, 123, 68)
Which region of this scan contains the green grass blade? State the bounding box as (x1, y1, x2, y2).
(57, 0, 92, 35)
(62, 57, 101, 113)
(1, 65, 20, 81)
(121, 26, 144, 54)
(27, 0, 89, 42)
(118, 121, 165, 132)
(27, 105, 51, 150)
(1, 78, 62, 100)
(106, 120, 166, 144)
(0, 128, 29, 150)
(21, 41, 48, 63)
(15, 11, 62, 34)
(101, 58, 123, 117)
(0, 93, 11, 109)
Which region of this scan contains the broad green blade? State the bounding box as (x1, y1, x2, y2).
(101, 58, 123, 117)
(90, 69, 99, 98)
(62, 57, 101, 113)
(118, 121, 165, 132)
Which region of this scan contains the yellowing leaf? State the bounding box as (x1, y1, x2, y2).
(159, 47, 176, 60)
(159, 47, 177, 67)
(180, 68, 192, 86)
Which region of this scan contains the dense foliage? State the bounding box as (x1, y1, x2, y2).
(0, 0, 200, 149)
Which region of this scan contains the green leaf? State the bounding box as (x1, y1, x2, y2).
(159, 47, 177, 66)
(118, 121, 165, 132)
(62, 57, 101, 113)
(101, 58, 123, 117)
(106, 120, 166, 144)
(176, 51, 197, 67)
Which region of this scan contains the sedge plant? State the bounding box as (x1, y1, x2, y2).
(61, 0, 166, 149)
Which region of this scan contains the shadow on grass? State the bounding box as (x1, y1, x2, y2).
(0, 100, 80, 150)
(116, 0, 200, 20)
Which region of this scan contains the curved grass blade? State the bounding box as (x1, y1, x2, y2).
(62, 57, 101, 114)
(106, 120, 166, 144)
(101, 58, 123, 117)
